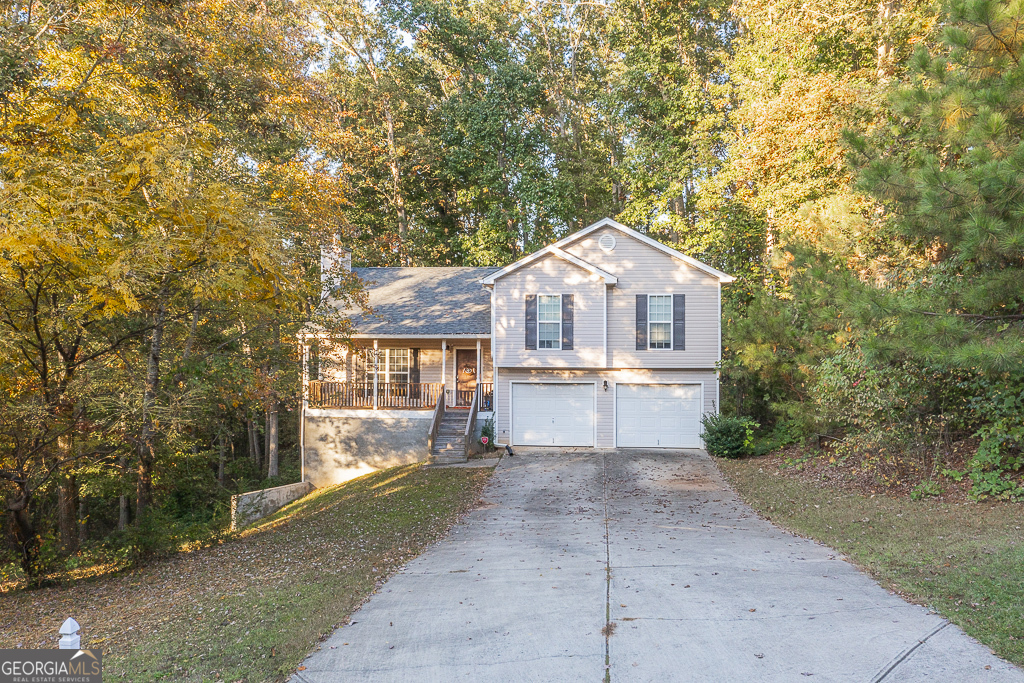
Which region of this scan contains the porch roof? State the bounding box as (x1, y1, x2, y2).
(338, 267, 498, 337)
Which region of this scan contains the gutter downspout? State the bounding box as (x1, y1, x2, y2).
(490, 287, 498, 434)
(603, 284, 609, 368)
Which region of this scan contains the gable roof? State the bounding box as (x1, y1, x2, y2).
(335, 267, 498, 337)
(478, 245, 618, 285)
(480, 217, 736, 285)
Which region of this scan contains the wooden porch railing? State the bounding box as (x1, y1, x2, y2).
(426, 388, 446, 455)
(464, 388, 479, 460)
(308, 381, 444, 409)
(478, 382, 494, 411)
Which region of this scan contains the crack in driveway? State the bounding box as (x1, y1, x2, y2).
(293, 451, 1022, 683)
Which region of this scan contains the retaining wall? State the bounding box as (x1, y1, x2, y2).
(230, 481, 314, 530)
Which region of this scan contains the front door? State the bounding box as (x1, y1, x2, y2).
(455, 349, 477, 406)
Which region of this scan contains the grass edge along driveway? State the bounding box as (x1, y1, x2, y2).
(718, 456, 1024, 668)
(0, 463, 493, 683)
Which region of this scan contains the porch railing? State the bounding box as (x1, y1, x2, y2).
(427, 388, 446, 454)
(478, 382, 494, 411)
(308, 381, 444, 409)
(464, 387, 479, 460)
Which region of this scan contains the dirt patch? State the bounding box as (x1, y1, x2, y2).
(754, 438, 980, 502)
(657, 462, 723, 492)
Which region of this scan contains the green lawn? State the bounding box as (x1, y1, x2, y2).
(718, 456, 1024, 667)
(0, 464, 492, 682)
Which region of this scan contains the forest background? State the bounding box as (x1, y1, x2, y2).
(1, 0, 1021, 588)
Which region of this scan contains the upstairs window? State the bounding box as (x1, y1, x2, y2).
(648, 295, 672, 349)
(636, 294, 685, 351)
(537, 295, 562, 349)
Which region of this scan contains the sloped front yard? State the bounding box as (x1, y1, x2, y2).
(0, 464, 491, 682)
(718, 455, 1024, 667)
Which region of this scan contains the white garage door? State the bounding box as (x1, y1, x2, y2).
(616, 384, 702, 448)
(512, 383, 594, 447)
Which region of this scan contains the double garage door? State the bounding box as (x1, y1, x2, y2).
(510, 382, 702, 448)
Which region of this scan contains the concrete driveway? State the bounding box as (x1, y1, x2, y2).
(294, 450, 1023, 682)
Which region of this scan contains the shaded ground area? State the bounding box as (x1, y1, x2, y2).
(765, 439, 983, 502)
(0, 464, 491, 682)
(719, 453, 1024, 668)
(296, 449, 1023, 682)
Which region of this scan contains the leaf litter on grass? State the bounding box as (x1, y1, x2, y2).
(0, 464, 492, 682)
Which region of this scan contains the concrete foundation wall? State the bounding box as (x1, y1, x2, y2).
(304, 409, 432, 487)
(231, 481, 314, 530)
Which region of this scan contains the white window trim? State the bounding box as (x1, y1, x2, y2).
(365, 348, 411, 383)
(648, 294, 673, 350)
(537, 294, 562, 351)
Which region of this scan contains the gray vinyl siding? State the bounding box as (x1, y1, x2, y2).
(562, 228, 721, 368)
(492, 258, 606, 368)
(495, 368, 718, 448)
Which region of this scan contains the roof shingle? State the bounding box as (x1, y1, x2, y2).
(338, 267, 498, 337)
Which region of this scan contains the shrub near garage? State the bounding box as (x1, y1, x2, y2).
(701, 412, 759, 458)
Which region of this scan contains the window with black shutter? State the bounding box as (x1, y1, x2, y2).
(672, 295, 685, 350)
(561, 294, 574, 350)
(635, 294, 648, 349)
(525, 295, 537, 349)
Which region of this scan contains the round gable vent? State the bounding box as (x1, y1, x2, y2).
(598, 233, 616, 253)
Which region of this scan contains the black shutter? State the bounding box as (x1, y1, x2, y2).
(673, 295, 685, 350)
(635, 294, 648, 350)
(525, 295, 537, 350)
(561, 294, 574, 350)
(409, 348, 420, 383)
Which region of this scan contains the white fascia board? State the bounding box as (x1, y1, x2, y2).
(303, 332, 491, 340)
(349, 333, 491, 339)
(552, 217, 738, 284)
(478, 245, 617, 285)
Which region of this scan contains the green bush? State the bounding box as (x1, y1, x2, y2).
(968, 378, 1024, 500)
(701, 412, 759, 459)
(752, 419, 807, 456)
(480, 415, 495, 450)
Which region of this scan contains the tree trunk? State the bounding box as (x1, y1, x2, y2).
(10, 491, 39, 584)
(57, 472, 79, 554)
(384, 101, 408, 236)
(217, 430, 226, 485)
(118, 455, 130, 531)
(267, 408, 279, 478)
(136, 298, 167, 520)
(78, 496, 88, 544)
(267, 318, 280, 478)
(876, 0, 899, 78)
(249, 418, 262, 471)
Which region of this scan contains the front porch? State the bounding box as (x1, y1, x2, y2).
(301, 336, 494, 486)
(307, 380, 494, 411)
(306, 336, 494, 411)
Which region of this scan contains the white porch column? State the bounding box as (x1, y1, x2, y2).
(476, 338, 482, 388)
(372, 339, 379, 410)
(441, 339, 447, 407)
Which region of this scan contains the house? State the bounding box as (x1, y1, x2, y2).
(300, 217, 735, 487)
